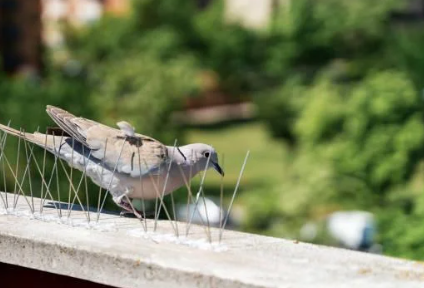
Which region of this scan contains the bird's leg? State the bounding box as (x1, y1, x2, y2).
(118, 199, 144, 219)
(113, 189, 144, 219)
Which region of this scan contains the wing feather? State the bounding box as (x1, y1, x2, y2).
(46, 106, 167, 176)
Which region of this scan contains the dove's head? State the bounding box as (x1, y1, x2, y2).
(176, 143, 224, 176)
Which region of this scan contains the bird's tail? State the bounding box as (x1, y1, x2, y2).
(0, 123, 56, 151)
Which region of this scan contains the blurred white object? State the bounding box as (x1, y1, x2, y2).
(327, 211, 376, 250)
(225, 0, 273, 29)
(42, 0, 103, 24)
(42, 0, 67, 20)
(71, 0, 103, 24)
(177, 197, 225, 227)
(300, 222, 318, 242)
(42, 0, 103, 47)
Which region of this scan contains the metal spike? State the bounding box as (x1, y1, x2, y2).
(141, 155, 177, 235)
(136, 145, 147, 232)
(96, 139, 108, 223)
(176, 161, 210, 238)
(186, 147, 213, 237)
(22, 136, 36, 214)
(154, 140, 178, 234)
(12, 129, 22, 209)
(219, 150, 250, 242)
(98, 137, 128, 220)
(39, 131, 49, 214)
(67, 137, 75, 217)
(0, 131, 9, 209)
(219, 154, 225, 242)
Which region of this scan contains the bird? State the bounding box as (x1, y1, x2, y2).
(0, 106, 224, 218)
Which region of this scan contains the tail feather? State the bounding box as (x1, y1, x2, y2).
(0, 123, 56, 151)
(0, 123, 33, 140)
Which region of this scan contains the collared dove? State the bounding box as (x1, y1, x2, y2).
(0, 106, 224, 217)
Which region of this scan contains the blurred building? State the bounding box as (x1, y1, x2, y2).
(224, 0, 277, 29)
(42, 0, 129, 48)
(406, 0, 424, 16)
(3, 0, 424, 75)
(0, 0, 129, 74)
(101, 0, 129, 16)
(393, 0, 424, 21)
(225, 0, 424, 29)
(0, 0, 43, 74)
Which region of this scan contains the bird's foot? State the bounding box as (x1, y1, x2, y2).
(117, 199, 144, 219)
(120, 210, 141, 218)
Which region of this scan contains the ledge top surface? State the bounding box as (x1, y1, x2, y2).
(0, 192, 423, 288)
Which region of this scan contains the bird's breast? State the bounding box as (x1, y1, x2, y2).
(126, 163, 202, 200)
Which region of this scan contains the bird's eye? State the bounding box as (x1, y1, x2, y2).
(204, 152, 210, 158)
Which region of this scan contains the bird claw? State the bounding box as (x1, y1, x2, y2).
(120, 210, 142, 218)
(118, 199, 144, 219)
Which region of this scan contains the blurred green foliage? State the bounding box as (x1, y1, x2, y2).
(1, 0, 424, 260)
(253, 0, 424, 259)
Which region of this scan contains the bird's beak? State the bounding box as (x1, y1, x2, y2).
(212, 161, 224, 176)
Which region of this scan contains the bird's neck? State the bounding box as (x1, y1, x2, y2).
(166, 145, 206, 175)
(166, 145, 189, 164)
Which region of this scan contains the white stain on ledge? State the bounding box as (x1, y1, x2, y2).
(0, 207, 227, 252)
(127, 228, 228, 252)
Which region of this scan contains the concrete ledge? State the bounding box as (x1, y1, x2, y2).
(0, 193, 424, 288)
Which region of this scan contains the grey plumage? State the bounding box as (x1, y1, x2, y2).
(0, 106, 224, 217)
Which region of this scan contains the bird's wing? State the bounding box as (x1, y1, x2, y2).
(46, 106, 168, 177)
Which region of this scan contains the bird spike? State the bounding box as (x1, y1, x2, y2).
(0, 126, 250, 247)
